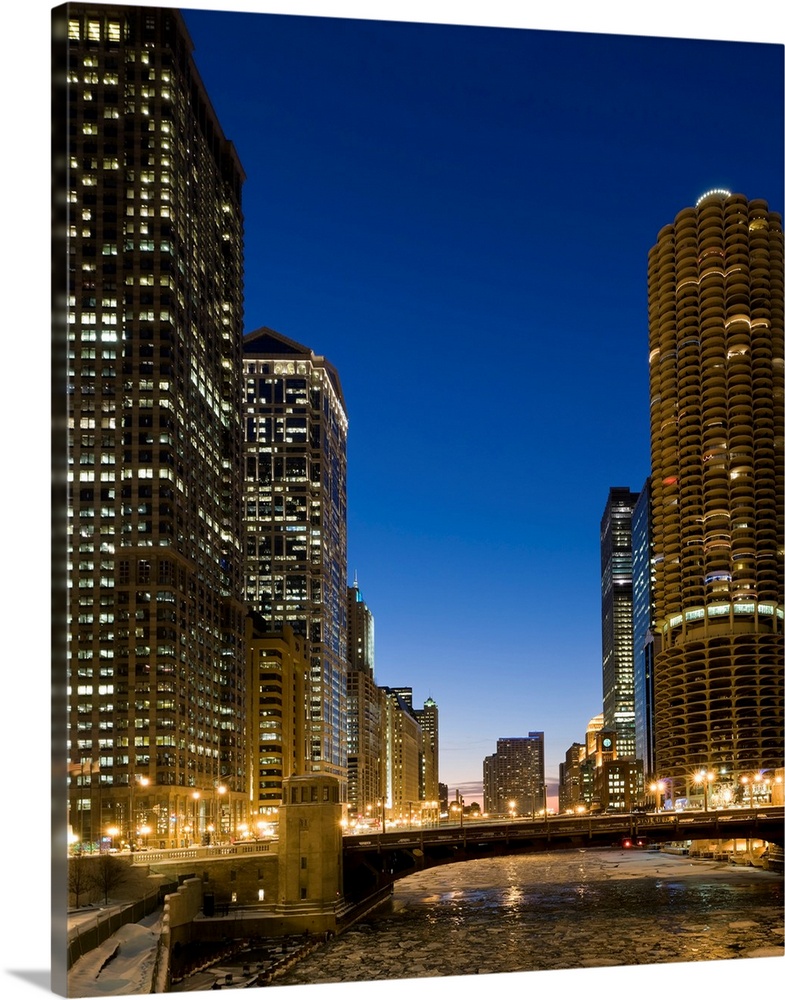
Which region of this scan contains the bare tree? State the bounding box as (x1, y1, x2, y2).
(68, 856, 94, 909)
(92, 854, 129, 905)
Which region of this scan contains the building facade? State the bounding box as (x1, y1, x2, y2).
(600, 487, 639, 759)
(346, 582, 382, 819)
(379, 688, 423, 823)
(242, 327, 349, 790)
(59, 4, 248, 850)
(558, 741, 585, 813)
(648, 191, 784, 799)
(246, 618, 308, 825)
(631, 479, 657, 777)
(483, 734, 545, 817)
(415, 696, 440, 798)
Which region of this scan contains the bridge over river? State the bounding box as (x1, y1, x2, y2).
(341, 806, 784, 904)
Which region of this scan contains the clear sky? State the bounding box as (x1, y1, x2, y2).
(177, 3, 783, 801)
(3, 3, 782, 999)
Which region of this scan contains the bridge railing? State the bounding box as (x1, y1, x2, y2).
(343, 806, 783, 852)
(131, 840, 277, 865)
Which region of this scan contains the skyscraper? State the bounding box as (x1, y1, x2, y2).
(648, 190, 784, 799)
(483, 734, 545, 816)
(58, 4, 247, 849)
(346, 581, 382, 818)
(242, 327, 349, 787)
(415, 696, 440, 791)
(631, 480, 658, 777)
(379, 688, 425, 822)
(600, 487, 640, 759)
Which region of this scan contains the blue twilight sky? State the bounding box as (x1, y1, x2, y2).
(175, 3, 784, 801)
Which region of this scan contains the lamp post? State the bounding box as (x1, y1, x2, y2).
(451, 791, 464, 829)
(129, 775, 150, 852)
(214, 784, 227, 842)
(693, 770, 715, 811)
(192, 790, 201, 844)
(508, 799, 517, 820)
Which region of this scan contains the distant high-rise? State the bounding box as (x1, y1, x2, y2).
(379, 688, 424, 822)
(415, 696, 440, 792)
(242, 327, 349, 787)
(558, 741, 585, 813)
(347, 577, 374, 677)
(346, 582, 382, 817)
(600, 487, 640, 759)
(631, 480, 658, 776)
(483, 734, 545, 816)
(648, 191, 784, 798)
(58, 4, 248, 850)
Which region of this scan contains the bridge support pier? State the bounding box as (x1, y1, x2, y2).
(278, 774, 344, 923)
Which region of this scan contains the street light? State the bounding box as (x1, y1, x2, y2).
(192, 791, 201, 844)
(214, 784, 227, 842)
(129, 775, 150, 852)
(508, 800, 517, 820)
(451, 792, 464, 829)
(693, 770, 715, 811)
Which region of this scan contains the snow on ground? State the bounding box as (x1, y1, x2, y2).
(67, 910, 163, 998)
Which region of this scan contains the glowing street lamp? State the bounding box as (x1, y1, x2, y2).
(129, 775, 150, 851)
(214, 784, 227, 841)
(693, 770, 715, 811)
(649, 780, 664, 812)
(508, 800, 517, 820)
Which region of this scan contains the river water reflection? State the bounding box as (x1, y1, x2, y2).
(273, 848, 783, 987)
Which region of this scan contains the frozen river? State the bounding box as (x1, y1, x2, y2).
(273, 848, 783, 986)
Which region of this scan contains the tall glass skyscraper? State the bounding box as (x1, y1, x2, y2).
(631, 480, 657, 776)
(600, 487, 640, 759)
(648, 191, 783, 799)
(242, 327, 349, 787)
(57, 4, 247, 850)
